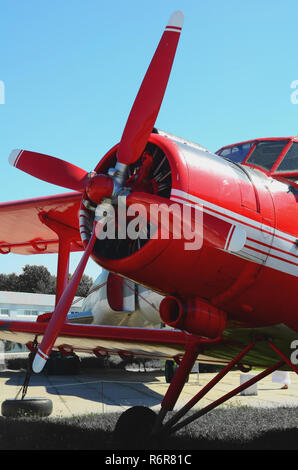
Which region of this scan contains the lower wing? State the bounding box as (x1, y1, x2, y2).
(0, 320, 295, 370)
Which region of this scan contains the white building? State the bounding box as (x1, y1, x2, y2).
(0, 291, 83, 322)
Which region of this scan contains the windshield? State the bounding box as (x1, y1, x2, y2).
(246, 140, 289, 171)
(275, 141, 298, 173)
(217, 142, 254, 163)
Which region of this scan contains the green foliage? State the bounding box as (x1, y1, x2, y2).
(0, 273, 19, 292)
(68, 273, 93, 298)
(0, 265, 93, 297)
(18, 265, 56, 294)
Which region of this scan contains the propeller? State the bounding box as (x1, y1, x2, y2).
(12, 11, 184, 373)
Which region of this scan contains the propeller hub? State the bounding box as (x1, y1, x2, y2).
(86, 173, 114, 204)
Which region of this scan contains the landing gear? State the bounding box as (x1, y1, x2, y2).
(1, 337, 53, 418)
(112, 406, 157, 449)
(165, 360, 176, 383)
(165, 359, 189, 383)
(1, 397, 52, 418)
(155, 336, 298, 436)
(112, 335, 298, 446)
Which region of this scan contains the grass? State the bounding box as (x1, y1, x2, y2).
(1, 355, 297, 450)
(0, 407, 297, 450)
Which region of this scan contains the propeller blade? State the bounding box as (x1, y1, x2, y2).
(9, 149, 89, 192)
(32, 225, 98, 373)
(117, 11, 184, 167)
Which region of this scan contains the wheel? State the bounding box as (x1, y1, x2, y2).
(112, 406, 157, 449)
(1, 398, 53, 418)
(165, 360, 176, 383)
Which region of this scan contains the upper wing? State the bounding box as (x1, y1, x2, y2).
(0, 192, 83, 255)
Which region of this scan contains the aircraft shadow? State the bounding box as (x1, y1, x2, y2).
(1, 369, 165, 407)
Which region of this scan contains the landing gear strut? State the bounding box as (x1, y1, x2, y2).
(1, 336, 53, 418)
(156, 335, 298, 435)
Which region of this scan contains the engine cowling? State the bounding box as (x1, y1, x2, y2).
(78, 131, 249, 328)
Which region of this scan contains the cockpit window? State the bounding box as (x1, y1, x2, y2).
(246, 140, 289, 171)
(217, 142, 254, 163)
(275, 141, 298, 173)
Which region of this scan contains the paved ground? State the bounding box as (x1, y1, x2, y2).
(0, 365, 297, 418)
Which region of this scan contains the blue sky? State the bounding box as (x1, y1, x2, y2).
(0, 0, 298, 281)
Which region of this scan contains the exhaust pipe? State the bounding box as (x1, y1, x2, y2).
(160, 295, 226, 338)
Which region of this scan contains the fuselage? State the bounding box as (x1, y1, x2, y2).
(80, 269, 163, 328)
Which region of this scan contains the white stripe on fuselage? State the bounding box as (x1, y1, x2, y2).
(171, 189, 298, 278)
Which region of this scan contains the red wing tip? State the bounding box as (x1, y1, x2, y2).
(9, 149, 23, 167)
(166, 11, 184, 30)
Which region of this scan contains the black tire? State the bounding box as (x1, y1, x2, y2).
(165, 360, 190, 383)
(1, 398, 53, 418)
(113, 406, 157, 449)
(165, 360, 176, 383)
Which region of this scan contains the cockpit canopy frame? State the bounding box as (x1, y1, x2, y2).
(216, 136, 298, 184)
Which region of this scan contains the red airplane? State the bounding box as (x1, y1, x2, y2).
(0, 10, 297, 436)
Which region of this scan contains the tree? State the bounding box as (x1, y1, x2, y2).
(18, 265, 56, 294)
(0, 265, 93, 297)
(68, 273, 93, 297)
(0, 273, 19, 291)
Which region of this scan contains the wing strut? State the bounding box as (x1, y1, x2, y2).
(40, 214, 83, 305)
